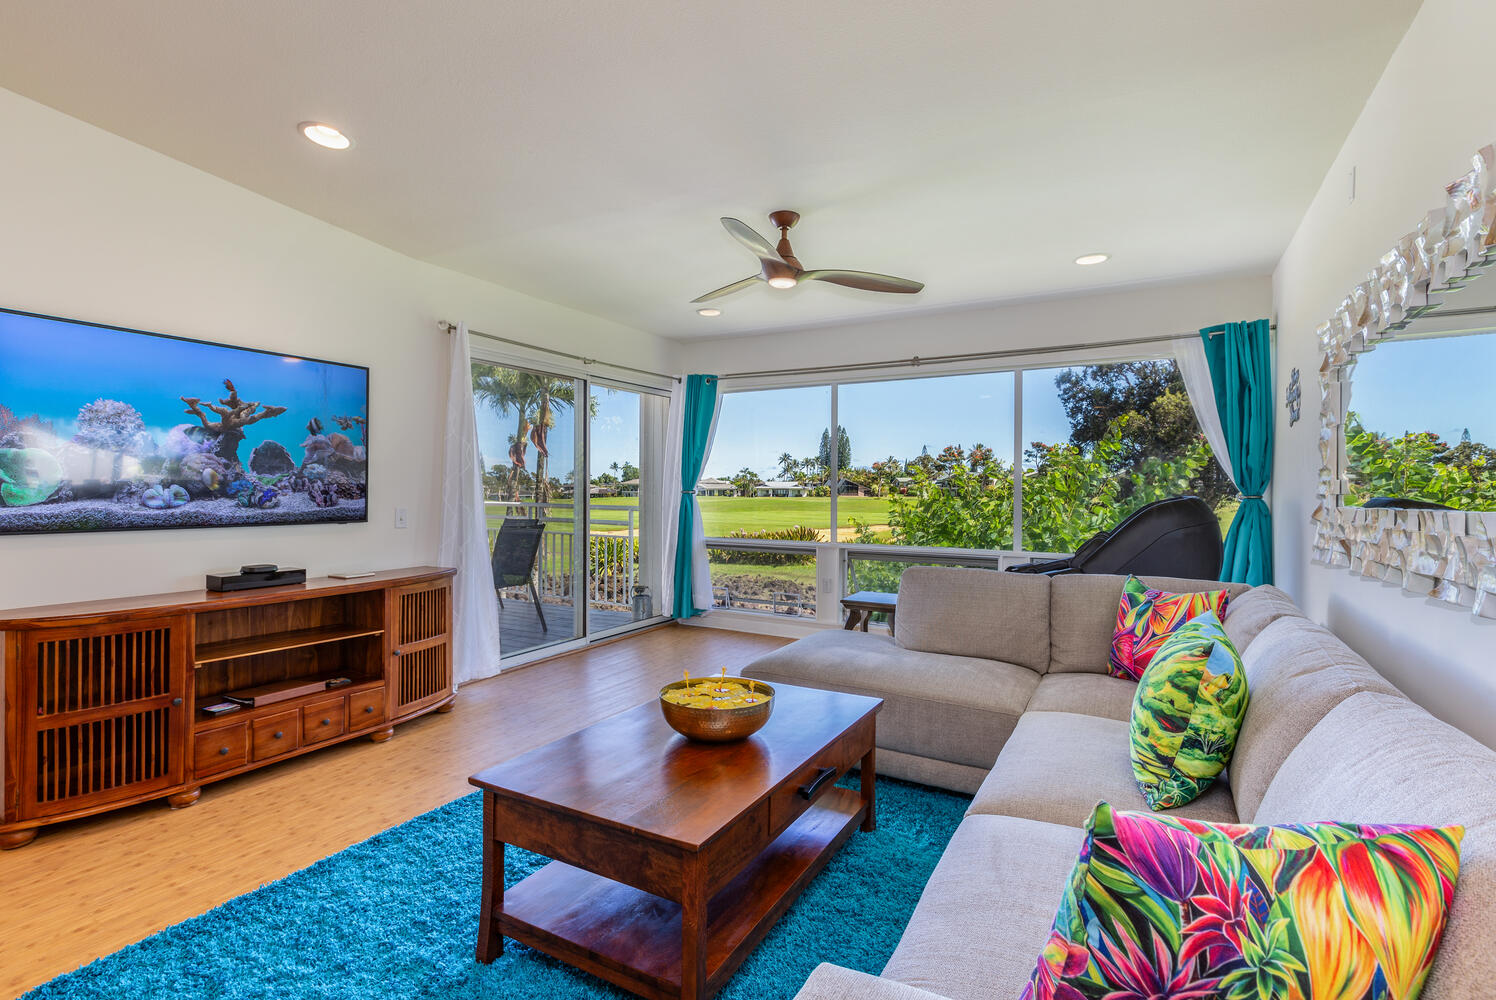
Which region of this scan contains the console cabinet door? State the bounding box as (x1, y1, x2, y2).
(15, 616, 190, 820)
(388, 580, 452, 717)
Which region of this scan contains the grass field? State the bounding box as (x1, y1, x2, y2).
(492, 496, 892, 539)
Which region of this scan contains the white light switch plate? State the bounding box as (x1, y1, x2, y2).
(394, 507, 408, 529)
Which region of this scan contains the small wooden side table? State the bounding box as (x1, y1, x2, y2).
(841, 590, 897, 636)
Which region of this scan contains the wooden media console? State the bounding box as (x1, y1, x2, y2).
(0, 567, 454, 849)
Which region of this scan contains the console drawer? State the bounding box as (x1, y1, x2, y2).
(348, 687, 386, 728)
(302, 695, 347, 745)
(251, 710, 301, 761)
(195, 723, 248, 777)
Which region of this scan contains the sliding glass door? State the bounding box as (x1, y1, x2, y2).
(472, 361, 667, 660)
(586, 383, 668, 638)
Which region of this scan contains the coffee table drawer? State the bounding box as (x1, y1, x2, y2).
(769, 749, 856, 834)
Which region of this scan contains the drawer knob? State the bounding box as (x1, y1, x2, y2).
(273, 731, 284, 739)
(218, 746, 229, 756)
(172, 697, 183, 707)
(364, 705, 374, 713)
(321, 718, 332, 726)
(798, 766, 837, 800)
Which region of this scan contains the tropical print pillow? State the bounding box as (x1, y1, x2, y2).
(1129, 610, 1248, 809)
(1021, 802, 1463, 1000)
(1109, 576, 1230, 681)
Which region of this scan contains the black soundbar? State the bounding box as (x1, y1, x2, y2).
(206, 565, 307, 592)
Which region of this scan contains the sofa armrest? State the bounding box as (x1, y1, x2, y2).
(792, 964, 954, 1000)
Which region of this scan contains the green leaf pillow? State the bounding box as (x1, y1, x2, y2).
(1129, 609, 1248, 809)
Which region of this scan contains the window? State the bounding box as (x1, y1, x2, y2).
(837, 372, 1015, 549)
(704, 353, 1231, 616)
(1344, 329, 1496, 510)
(1021, 361, 1234, 552)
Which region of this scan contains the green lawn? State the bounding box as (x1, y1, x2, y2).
(493, 496, 891, 539)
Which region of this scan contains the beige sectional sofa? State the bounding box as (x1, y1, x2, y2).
(740, 567, 1496, 1000)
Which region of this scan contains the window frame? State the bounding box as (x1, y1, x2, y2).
(703, 341, 1202, 623)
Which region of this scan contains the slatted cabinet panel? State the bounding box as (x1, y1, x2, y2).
(390, 580, 452, 716)
(19, 617, 188, 820)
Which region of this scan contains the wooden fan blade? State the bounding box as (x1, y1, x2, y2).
(721, 218, 785, 265)
(800, 269, 924, 294)
(690, 275, 761, 303)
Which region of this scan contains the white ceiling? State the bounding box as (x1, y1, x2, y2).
(0, 2, 1420, 340)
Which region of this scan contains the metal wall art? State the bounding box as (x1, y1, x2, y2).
(1311, 142, 1496, 619)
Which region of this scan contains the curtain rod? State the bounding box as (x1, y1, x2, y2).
(717, 323, 1277, 381)
(439, 321, 680, 383)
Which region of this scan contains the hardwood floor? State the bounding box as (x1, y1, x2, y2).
(0, 624, 789, 999)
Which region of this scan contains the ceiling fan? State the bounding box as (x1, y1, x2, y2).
(691, 210, 925, 304)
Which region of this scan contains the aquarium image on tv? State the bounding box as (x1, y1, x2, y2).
(0, 308, 368, 534)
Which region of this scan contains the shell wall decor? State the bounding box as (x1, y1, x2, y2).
(1311, 142, 1496, 620)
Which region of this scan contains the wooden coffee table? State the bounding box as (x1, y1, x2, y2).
(469, 682, 882, 1000)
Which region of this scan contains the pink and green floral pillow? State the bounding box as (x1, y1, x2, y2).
(1130, 610, 1248, 810)
(1109, 575, 1230, 681)
(1021, 802, 1463, 1000)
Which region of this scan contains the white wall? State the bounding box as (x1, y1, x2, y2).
(0, 88, 671, 611)
(1272, 0, 1496, 748)
(677, 272, 1270, 376)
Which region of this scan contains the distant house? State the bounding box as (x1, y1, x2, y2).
(696, 477, 734, 497)
(837, 478, 869, 496)
(753, 480, 812, 498)
(618, 478, 641, 496)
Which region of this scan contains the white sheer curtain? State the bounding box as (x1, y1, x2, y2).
(439, 322, 502, 686)
(660, 382, 722, 616)
(1174, 337, 1235, 484)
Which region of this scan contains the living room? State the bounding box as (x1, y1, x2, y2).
(2, 1, 1493, 998)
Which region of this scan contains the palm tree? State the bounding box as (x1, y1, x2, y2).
(776, 452, 796, 480)
(473, 365, 543, 502)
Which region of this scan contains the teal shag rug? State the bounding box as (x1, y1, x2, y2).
(24, 776, 969, 999)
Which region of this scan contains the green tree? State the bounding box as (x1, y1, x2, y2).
(730, 467, 763, 497)
(818, 425, 852, 472)
(1344, 412, 1496, 509)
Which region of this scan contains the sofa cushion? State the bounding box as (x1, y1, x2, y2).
(881, 814, 1083, 1000)
(1220, 583, 1303, 652)
(893, 566, 1050, 671)
(742, 629, 1038, 770)
(1022, 800, 1463, 1000)
(966, 710, 1237, 827)
(1108, 574, 1231, 680)
(1229, 616, 1401, 821)
(1025, 672, 1136, 721)
(1129, 610, 1248, 810)
(1048, 573, 1250, 674)
(793, 965, 951, 1000)
(1254, 692, 1496, 1000)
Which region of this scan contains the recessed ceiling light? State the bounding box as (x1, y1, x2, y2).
(299, 122, 352, 150)
(767, 276, 798, 289)
(696, 307, 721, 317)
(1074, 253, 1110, 266)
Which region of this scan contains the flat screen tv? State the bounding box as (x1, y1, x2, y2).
(0, 307, 368, 534)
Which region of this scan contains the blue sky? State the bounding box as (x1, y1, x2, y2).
(1348, 331, 1496, 443)
(474, 381, 643, 483)
(0, 310, 367, 462)
(704, 369, 1083, 480)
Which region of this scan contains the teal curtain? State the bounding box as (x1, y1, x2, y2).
(1200, 319, 1274, 585)
(672, 374, 720, 618)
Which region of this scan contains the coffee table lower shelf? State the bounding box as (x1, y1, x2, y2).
(495, 786, 865, 1000)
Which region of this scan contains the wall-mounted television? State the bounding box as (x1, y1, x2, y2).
(0, 307, 368, 535)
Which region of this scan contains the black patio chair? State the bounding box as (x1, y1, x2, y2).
(1007, 495, 1223, 580)
(491, 517, 548, 632)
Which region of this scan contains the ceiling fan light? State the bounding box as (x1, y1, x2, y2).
(1074, 252, 1110, 266)
(696, 307, 721, 317)
(767, 276, 797, 289)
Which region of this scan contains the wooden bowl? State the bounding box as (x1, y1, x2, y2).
(659, 679, 775, 743)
